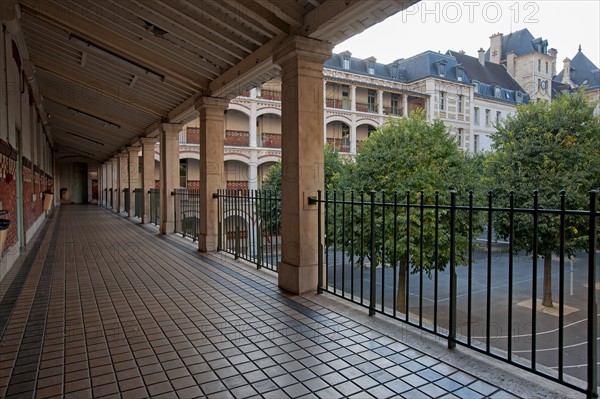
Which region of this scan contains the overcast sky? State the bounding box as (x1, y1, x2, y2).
(333, 1, 600, 70)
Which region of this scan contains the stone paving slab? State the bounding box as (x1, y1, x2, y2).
(0, 205, 575, 398)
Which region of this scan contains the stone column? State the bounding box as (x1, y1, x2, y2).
(350, 114, 357, 155)
(273, 36, 333, 295)
(128, 146, 140, 216)
(350, 85, 356, 111)
(377, 90, 383, 115)
(111, 157, 119, 212)
(118, 152, 128, 213)
(196, 96, 229, 252)
(159, 123, 183, 234)
(100, 163, 106, 206)
(249, 102, 258, 148)
(249, 151, 258, 191)
(402, 94, 409, 117)
(140, 137, 157, 224)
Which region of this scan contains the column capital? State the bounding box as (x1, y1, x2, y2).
(118, 151, 129, 159)
(139, 137, 158, 146)
(127, 146, 140, 155)
(194, 96, 229, 112)
(273, 36, 333, 69)
(160, 123, 184, 136)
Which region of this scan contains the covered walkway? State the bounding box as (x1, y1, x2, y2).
(0, 205, 541, 399)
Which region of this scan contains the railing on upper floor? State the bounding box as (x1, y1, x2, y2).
(356, 102, 376, 113)
(313, 189, 599, 398)
(258, 89, 281, 101)
(326, 98, 350, 110)
(326, 138, 351, 153)
(225, 130, 250, 146)
(259, 133, 281, 148)
(215, 189, 281, 272)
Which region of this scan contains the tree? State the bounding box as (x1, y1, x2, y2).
(339, 112, 483, 313)
(484, 90, 600, 307)
(258, 145, 348, 234)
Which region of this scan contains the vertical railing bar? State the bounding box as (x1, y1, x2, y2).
(393, 191, 398, 319)
(448, 190, 457, 349)
(351, 191, 355, 302)
(318, 190, 323, 294)
(274, 190, 279, 270)
(532, 190, 539, 370)
(342, 191, 346, 298)
(325, 191, 330, 292)
(360, 191, 365, 304)
(217, 190, 222, 251)
(257, 190, 262, 269)
(406, 191, 411, 323)
(369, 191, 377, 316)
(381, 191, 386, 313)
(419, 191, 424, 327)
(586, 190, 597, 399)
(507, 191, 514, 360)
(558, 190, 566, 381)
(434, 191, 439, 333)
(333, 191, 338, 295)
(486, 190, 493, 353)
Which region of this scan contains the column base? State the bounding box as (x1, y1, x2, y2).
(277, 261, 318, 295)
(160, 221, 174, 235)
(198, 234, 218, 252)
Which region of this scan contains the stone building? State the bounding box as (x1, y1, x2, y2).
(553, 46, 600, 115)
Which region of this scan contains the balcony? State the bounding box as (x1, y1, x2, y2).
(259, 133, 281, 148)
(383, 106, 402, 116)
(356, 102, 377, 113)
(224, 130, 250, 147)
(326, 138, 351, 153)
(325, 98, 349, 110)
(258, 89, 281, 101)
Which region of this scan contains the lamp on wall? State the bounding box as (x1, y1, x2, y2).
(68, 34, 165, 82)
(67, 107, 121, 130)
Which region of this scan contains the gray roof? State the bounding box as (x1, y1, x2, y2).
(484, 28, 548, 61)
(554, 49, 600, 89)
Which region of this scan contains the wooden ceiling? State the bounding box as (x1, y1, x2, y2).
(14, 0, 418, 161)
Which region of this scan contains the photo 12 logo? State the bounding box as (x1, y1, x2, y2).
(401, 1, 540, 24)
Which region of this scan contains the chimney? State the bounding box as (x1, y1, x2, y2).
(562, 57, 572, 85)
(548, 48, 558, 75)
(489, 32, 503, 64)
(506, 51, 516, 77)
(478, 48, 485, 65)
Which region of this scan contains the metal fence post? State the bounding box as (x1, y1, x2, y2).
(587, 190, 598, 399)
(448, 190, 457, 349)
(369, 191, 377, 316)
(318, 190, 323, 294)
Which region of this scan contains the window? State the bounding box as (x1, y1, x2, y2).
(179, 159, 187, 188)
(545, 61, 549, 74)
(368, 65, 375, 74)
(367, 90, 376, 112)
(343, 58, 350, 70)
(496, 111, 501, 124)
(391, 94, 399, 115)
(341, 124, 350, 147)
(474, 107, 480, 125)
(473, 81, 480, 93)
(485, 109, 490, 126)
(538, 78, 541, 91)
(473, 134, 480, 153)
(440, 92, 445, 111)
(457, 95, 463, 113)
(342, 88, 349, 109)
(495, 87, 502, 98)
(457, 128, 463, 146)
(538, 59, 541, 72)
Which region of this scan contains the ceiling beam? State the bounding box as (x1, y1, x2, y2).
(222, 0, 289, 36)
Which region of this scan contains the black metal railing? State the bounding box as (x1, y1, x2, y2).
(216, 189, 281, 272)
(316, 189, 598, 397)
(149, 189, 160, 226)
(123, 189, 130, 216)
(174, 189, 200, 241)
(109, 189, 113, 208)
(134, 188, 142, 218)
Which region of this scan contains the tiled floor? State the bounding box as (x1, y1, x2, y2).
(0, 205, 525, 398)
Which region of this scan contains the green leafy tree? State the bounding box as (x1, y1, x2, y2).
(484, 90, 600, 307)
(339, 112, 483, 313)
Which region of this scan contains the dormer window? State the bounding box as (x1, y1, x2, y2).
(495, 87, 502, 98)
(341, 51, 352, 70)
(473, 80, 480, 93)
(435, 60, 447, 77)
(390, 64, 399, 79)
(455, 65, 464, 82)
(368, 65, 375, 75)
(365, 56, 377, 75)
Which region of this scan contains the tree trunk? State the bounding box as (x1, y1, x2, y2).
(396, 255, 408, 314)
(542, 250, 554, 308)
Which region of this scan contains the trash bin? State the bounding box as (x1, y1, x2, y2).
(43, 190, 53, 211)
(60, 188, 68, 200)
(0, 210, 9, 256)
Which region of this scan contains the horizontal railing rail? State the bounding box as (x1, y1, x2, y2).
(216, 189, 281, 272)
(316, 189, 599, 397)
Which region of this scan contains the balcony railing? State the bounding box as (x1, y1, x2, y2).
(149, 188, 160, 226)
(259, 133, 281, 148)
(325, 98, 349, 110)
(224, 130, 250, 146)
(134, 188, 142, 218)
(383, 106, 401, 116)
(258, 89, 281, 101)
(326, 138, 351, 153)
(314, 189, 599, 397)
(173, 189, 200, 241)
(216, 189, 281, 272)
(356, 102, 377, 113)
(123, 189, 130, 216)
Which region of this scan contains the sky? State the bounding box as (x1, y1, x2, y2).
(333, 1, 600, 69)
